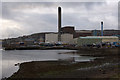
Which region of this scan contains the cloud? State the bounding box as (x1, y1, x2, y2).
(1, 2, 118, 39)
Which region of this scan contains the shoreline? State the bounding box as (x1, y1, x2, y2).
(3, 46, 78, 50)
(3, 46, 119, 51)
(6, 49, 120, 79)
(7, 58, 120, 79)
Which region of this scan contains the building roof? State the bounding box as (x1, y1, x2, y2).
(75, 30, 92, 33)
(43, 32, 58, 34)
(80, 36, 118, 39)
(62, 26, 74, 28)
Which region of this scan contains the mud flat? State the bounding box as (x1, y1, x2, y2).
(6, 49, 120, 79)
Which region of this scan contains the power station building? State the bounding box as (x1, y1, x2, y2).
(44, 7, 120, 45)
(43, 7, 74, 44)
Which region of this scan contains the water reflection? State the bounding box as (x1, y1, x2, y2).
(2, 50, 97, 78)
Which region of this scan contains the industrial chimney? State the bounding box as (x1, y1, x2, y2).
(101, 21, 103, 36)
(58, 7, 61, 42)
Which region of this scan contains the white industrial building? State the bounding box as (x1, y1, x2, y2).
(45, 33, 58, 43)
(61, 33, 73, 44)
(45, 33, 74, 44)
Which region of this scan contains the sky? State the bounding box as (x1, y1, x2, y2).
(0, 0, 120, 39)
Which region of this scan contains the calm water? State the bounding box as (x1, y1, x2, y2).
(1, 50, 97, 78)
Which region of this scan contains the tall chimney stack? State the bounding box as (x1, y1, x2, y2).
(58, 7, 61, 42)
(101, 21, 103, 36)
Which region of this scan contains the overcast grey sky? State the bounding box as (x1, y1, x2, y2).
(0, 0, 119, 39)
